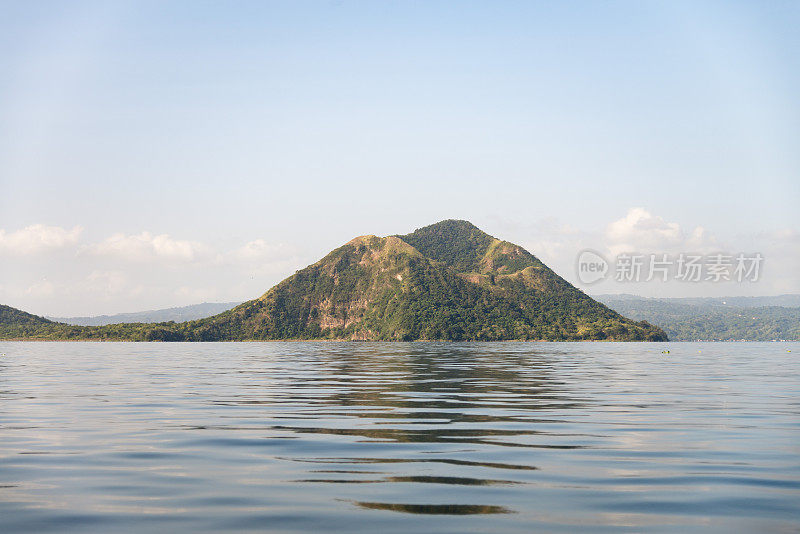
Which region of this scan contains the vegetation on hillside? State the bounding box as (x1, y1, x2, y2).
(1, 221, 667, 342)
(598, 296, 800, 341)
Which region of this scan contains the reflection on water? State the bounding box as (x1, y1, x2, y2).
(353, 501, 513, 514)
(297, 475, 521, 485)
(292, 456, 539, 470)
(0, 341, 799, 532)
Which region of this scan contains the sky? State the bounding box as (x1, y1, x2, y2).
(1, 0, 798, 316)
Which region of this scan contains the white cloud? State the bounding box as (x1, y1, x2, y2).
(0, 227, 309, 315)
(0, 224, 83, 255)
(604, 207, 717, 256)
(86, 231, 295, 267)
(89, 232, 212, 262)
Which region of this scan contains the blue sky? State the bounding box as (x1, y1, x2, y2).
(1, 1, 798, 315)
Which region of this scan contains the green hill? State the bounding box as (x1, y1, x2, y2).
(0, 304, 178, 341)
(0, 304, 56, 338)
(0, 220, 666, 341)
(597, 294, 800, 341)
(0, 304, 52, 326)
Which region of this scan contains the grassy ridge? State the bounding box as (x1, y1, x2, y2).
(1, 221, 667, 342)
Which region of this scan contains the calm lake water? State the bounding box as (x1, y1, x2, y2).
(1, 342, 798, 532)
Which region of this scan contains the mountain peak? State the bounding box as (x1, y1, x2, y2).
(409, 219, 485, 236)
(428, 219, 481, 230)
(346, 234, 381, 247)
(397, 219, 543, 276)
(1, 220, 668, 342)
(397, 220, 494, 273)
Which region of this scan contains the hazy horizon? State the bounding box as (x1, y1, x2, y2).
(2, 1, 798, 316)
(40, 292, 800, 325)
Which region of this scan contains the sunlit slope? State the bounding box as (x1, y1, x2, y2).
(189, 221, 666, 341)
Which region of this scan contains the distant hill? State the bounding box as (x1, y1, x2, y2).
(0, 304, 59, 340)
(596, 294, 800, 341)
(1, 220, 666, 341)
(49, 302, 241, 326)
(601, 293, 800, 308)
(0, 304, 53, 327)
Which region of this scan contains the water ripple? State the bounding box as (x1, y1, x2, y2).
(0, 341, 799, 532)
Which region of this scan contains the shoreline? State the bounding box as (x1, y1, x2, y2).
(2, 339, 796, 343)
